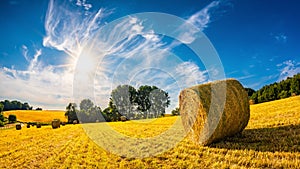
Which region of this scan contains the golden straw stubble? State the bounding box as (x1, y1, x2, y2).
(179, 79, 250, 146)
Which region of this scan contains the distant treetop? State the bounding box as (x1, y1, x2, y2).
(249, 73, 300, 104)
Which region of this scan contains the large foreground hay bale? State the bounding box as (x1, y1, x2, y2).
(16, 124, 22, 130)
(179, 79, 250, 146)
(52, 119, 61, 129)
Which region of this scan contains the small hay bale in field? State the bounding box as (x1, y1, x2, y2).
(27, 124, 30, 128)
(52, 119, 61, 129)
(36, 123, 41, 128)
(179, 78, 250, 146)
(61, 122, 66, 126)
(120, 116, 127, 122)
(16, 124, 22, 130)
(73, 120, 78, 124)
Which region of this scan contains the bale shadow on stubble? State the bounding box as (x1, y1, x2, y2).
(209, 124, 300, 153)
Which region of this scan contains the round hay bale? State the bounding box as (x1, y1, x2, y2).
(27, 124, 30, 128)
(120, 116, 127, 122)
(52, 119, 61, 129)
(179, 79, 250, 146)
(36, 123, 41, 128)
(16, 124, 22, 130)
(73, 120, 78, 124)
(61, 122, 66, 126)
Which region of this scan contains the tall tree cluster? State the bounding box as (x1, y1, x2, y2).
(249, 73, 300, 104)
(109, 85, 170, 120)
(65, 85, 170, 123)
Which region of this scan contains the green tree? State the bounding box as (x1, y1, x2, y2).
(111, 85, 137, 119)
(0, 100, 33, 111)
(245, 88, 255, 97)
(65, 103, 79, 123)
(0, 103, 4, 123)
(290, 75, 300, 95)
(78, 99, 103, 123)
(0, 103, 3, 113)
(80, 99, 94, 112)
(171, 107, 180, 116)
(0, 114, 4, 122)
(8, 114, 17, 123)
(136, 85, 170, 118)
(104, 98, 121, 121)
(22, 102, 31, 110)
(278, 90, 288, 99)
(149, 88, 170, 117)
(0, 121, 4, 127)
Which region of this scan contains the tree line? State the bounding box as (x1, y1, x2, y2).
(0, 100, 33, 111)
(248, 73, 300, 104)
(65, 85, 171, 123)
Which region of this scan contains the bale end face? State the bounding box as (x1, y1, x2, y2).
(16, 124, 22, 130)
(120, 116, 127, 122)
(52, 119, 61, 129)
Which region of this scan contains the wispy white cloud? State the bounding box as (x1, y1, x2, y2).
(234, 74, 255, 81)
(76, 0, 92, 11)
(21, 45, 30, 62)
(43, 0, 110, 59)
(175, 62, 207, 86)
(187, 1, 220, 31)
(277, 60, 300, 81)
(176, 0, 223, 44)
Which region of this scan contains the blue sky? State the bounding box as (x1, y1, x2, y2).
(0, 0, 299, 110)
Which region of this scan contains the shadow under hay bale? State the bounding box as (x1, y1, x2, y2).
(16, 124, 21, 130)
(179, 78, 250, 146)
(52, 119, 61, 129)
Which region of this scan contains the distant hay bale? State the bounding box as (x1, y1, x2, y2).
(61, 122, 66, 126)
(52, 119, 61, 129)
(27, 124, 30, 128)
(179, 79, 250, 146)
(73, 120, 78, 125)
(249, 99, 255, 105)
(36, 124, 41, 128)
(120, 116, 127, 122)
(16, 124, 22, 130)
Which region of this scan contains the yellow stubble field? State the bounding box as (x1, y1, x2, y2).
(0, 96, 300, 168)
